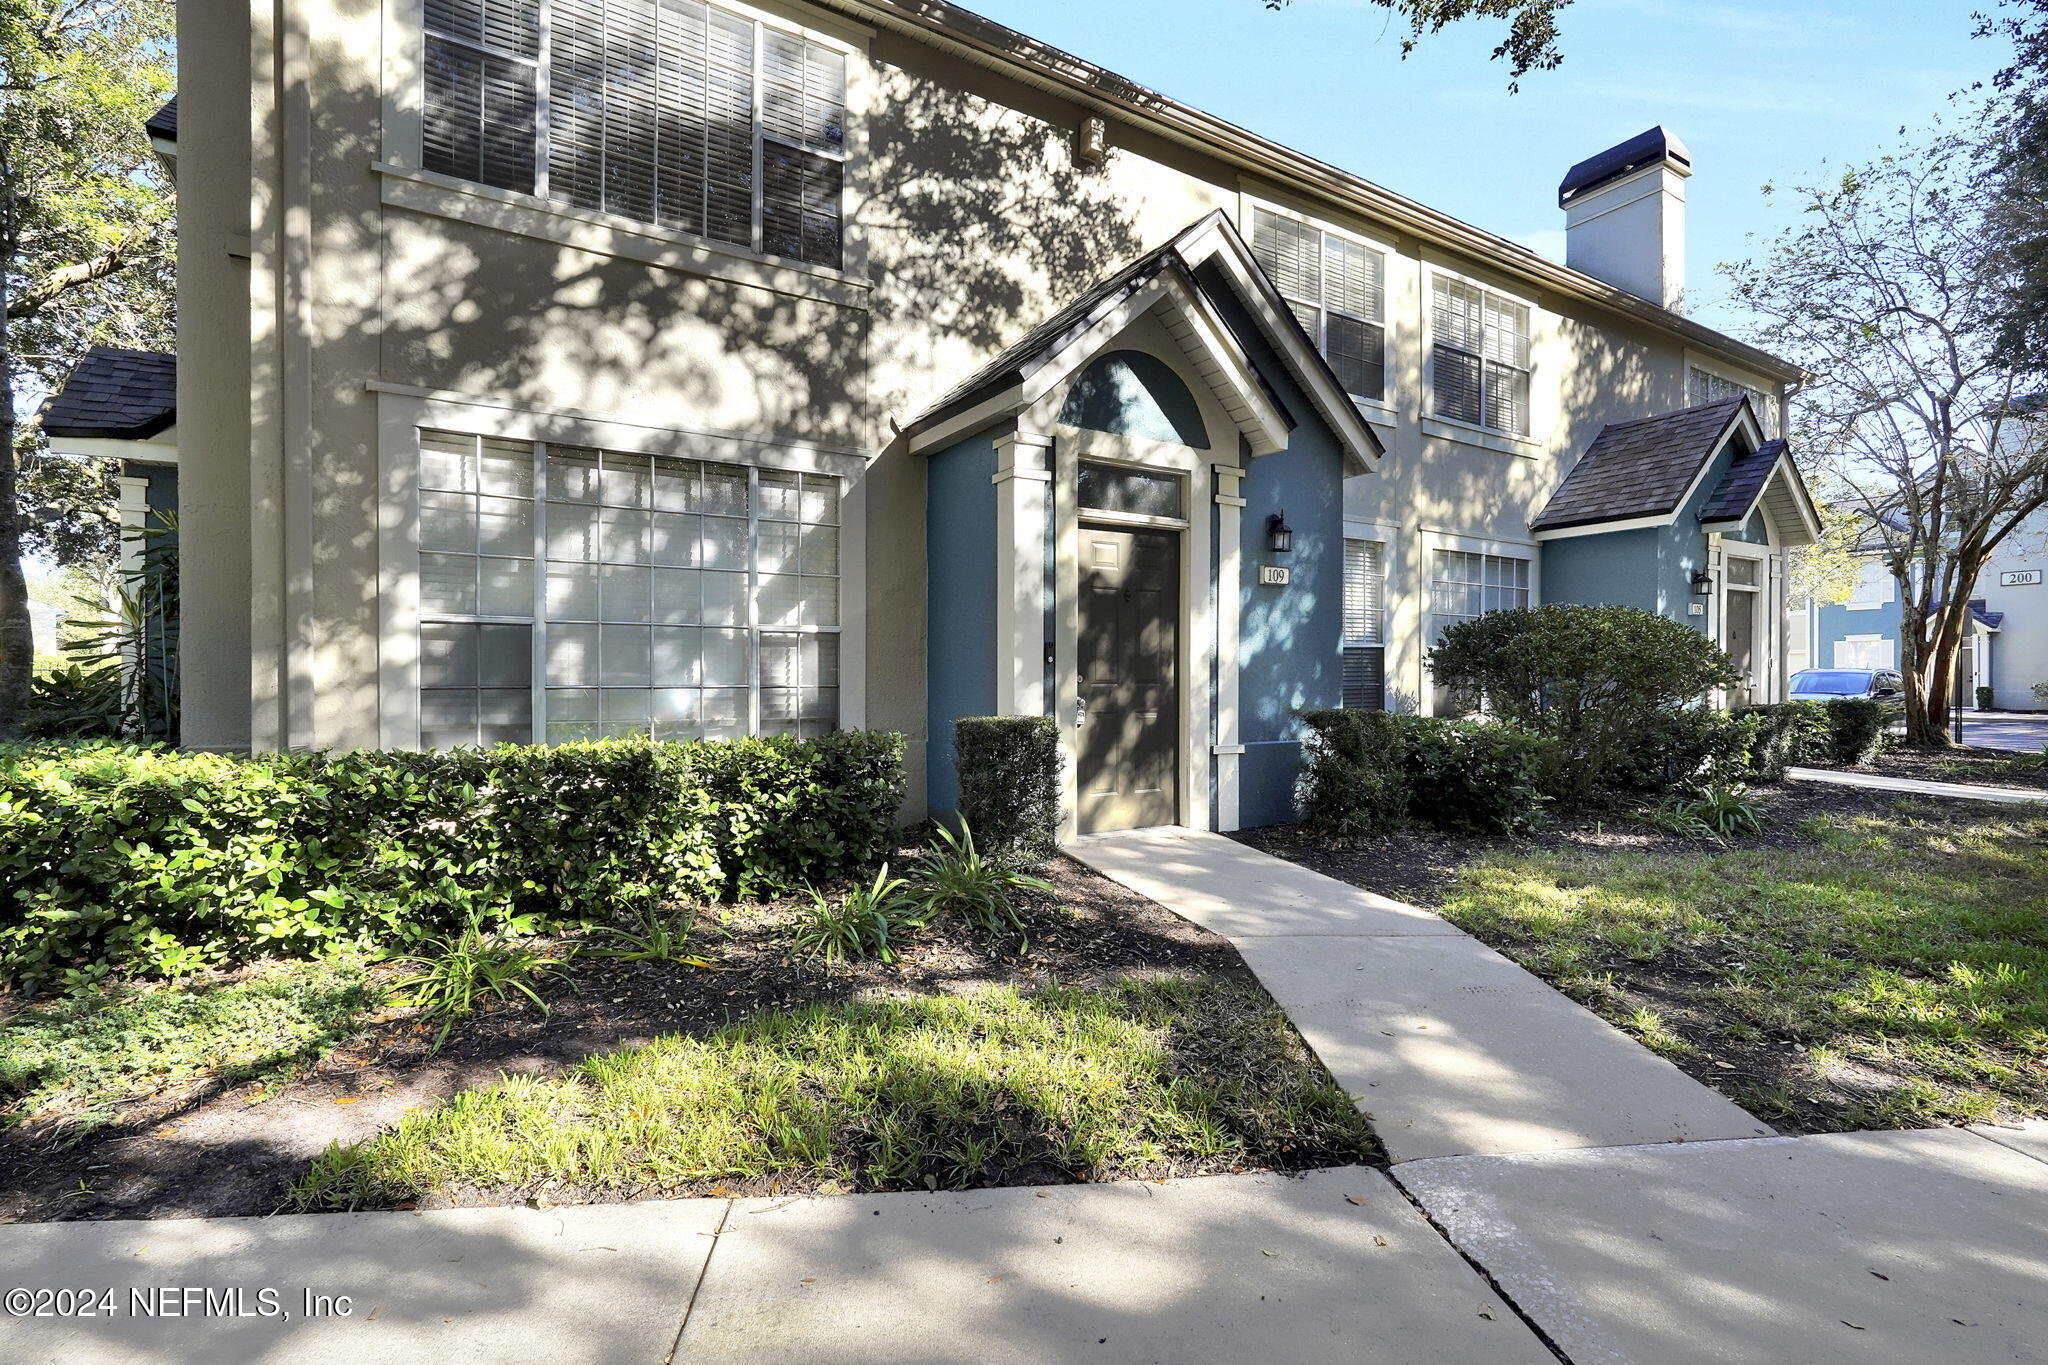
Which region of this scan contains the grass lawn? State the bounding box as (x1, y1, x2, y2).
(1437, 800, 2048, 1131)
(1, 961, 379, 1137)
(292, 976, 1376, 1211)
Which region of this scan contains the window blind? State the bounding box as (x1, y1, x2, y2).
(1250, 208, 1386, 401)
(422, 0, 846, 267)
(1432, 277, 1531, 437)
(1342, 539, 1382, 644)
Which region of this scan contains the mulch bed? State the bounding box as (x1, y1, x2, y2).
(1233, 779, 1899, 911)
(0, 855, 1259, 1225)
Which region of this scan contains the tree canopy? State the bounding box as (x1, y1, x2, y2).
(1721, 116, 2048, 744)
(0, 0, 175, 733)
(1261, 0, 1571, 86)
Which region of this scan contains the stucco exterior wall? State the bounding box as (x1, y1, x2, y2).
(187, 0, 1794, 799)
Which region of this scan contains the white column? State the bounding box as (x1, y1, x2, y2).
(1212, 460, 1245, 832)
(992, 430, 1053, 716)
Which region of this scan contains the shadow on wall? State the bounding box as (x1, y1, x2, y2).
(286, 16, 1158, 752)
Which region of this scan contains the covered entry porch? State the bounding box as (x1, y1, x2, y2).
(909, 212, 1382, 839)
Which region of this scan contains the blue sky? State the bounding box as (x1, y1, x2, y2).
(962, 0, 2009, 333)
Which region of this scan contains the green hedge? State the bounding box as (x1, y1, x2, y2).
(954, 716, 1061, 861)
(1296, 710, 1408, 839)
(0, 733, 904, 988)
(1297, 711, 1554, 837)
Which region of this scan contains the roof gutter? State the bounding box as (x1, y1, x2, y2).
(822, 0, 1808, 384)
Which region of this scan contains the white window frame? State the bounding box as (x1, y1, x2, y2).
(1846, 558, 1895, 611)
(1834, 634, 1896, 670)
(1420, 261, 1541, 455)
(1342, 535, 1386, 711)
(375, 387, 867, 750)
(1241, 196, 1395, 419)
(1684, 349, 1781, 437)
(378, 0, 872, 304)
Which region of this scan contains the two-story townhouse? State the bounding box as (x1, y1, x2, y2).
(1794, 510, 2047, 711)
(52, 0, 1820, 837)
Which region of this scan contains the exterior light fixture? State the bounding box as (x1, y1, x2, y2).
(1691, 569, 1715, 596)
(1268, 512, 1293, 555)
(1075, 115, 1107, 165)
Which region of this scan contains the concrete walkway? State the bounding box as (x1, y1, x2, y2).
(1398, 1125, 2048, 1364)
(0, 1169, 1554, 1365)
(1787, 764, 2048, 805)
(1071, 827, 1770, 1162)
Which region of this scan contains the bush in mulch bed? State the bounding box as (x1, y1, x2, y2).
(0, 732, 904, 989)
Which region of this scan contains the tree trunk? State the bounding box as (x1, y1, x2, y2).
(0, 240, 31, 739)
(1907, 601, 1970, 747)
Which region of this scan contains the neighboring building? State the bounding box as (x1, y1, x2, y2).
(51, 0, 1816, 835)
(1797, 512, 2048, 711)
(40, 345, 180, 577)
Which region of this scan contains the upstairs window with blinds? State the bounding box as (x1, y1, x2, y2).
(422, 0, 849, 269)
(1687, 366, 1778, 437)
(1431, 276, 1531, 437)
(1250, 208, 1386, 403)
(1342, 538, 1385, 711)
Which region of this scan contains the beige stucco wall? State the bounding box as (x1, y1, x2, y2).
(184, 0, 1785, 777)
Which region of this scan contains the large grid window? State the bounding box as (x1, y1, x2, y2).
(1250, 208, 1386, 402)
(1687, 366, 1778, 437)
(1432, 276, 1531, 437)
(1430, 550, 1529, 643)
(417, 429, 840, 749)
(423, 0, 848, 268)
(1342, 538, 1385, 711)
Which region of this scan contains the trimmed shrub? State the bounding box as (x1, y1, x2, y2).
(1730, 704, 1825, 783)
(1977, 685, 1996, 712)
(0, 733, 905, 988)
(1297, 710, 1409, 838)
(1817, 697, 1890, 766)
(1297, 711, 1553, 837)
(1427, 605, 1740, 797)
(1397, 718, 1555, 835)
(955, 716, 1062, 861)
(694, 732, 906, 899)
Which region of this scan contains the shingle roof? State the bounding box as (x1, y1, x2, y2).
(42, 347, 176, 439)
(1531, 398, 1746, 534)
(1698, 437, 1787, 524)
(146, 95, 177, 143)
(1970, 599, 2005, 631)
(1558, 126, 1692, 208)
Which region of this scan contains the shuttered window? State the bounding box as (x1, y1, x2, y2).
(1342, 538, 1385, 711)
(1432, 276, 1531, 437)
(421, 0, 848, 268)
(1250, 208, 1386, 402)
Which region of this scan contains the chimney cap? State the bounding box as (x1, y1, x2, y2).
(1558, 127, 1692, 209)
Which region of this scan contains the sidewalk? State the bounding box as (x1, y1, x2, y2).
(1788, 764, 2048, 804)
(0, 1170, 1554, 1365)
(1070, 827, 1769, 1162)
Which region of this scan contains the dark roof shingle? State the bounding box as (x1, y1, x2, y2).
(146, 95, 177, 143)
(42, 347, 176, 439)
(1698, 437, 1787, 524)
(1531, 398, 1746, 534)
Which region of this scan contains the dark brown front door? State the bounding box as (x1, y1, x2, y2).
(1077, 527, 1179, 834)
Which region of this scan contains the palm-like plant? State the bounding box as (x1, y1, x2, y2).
(913, 822, 1054, 944)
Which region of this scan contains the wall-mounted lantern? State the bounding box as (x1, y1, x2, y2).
(1267, 511, 1293, 555)
(1691, 569, 1715, 596)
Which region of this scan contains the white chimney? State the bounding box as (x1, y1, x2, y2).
(1559, 127, 1692, 312)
